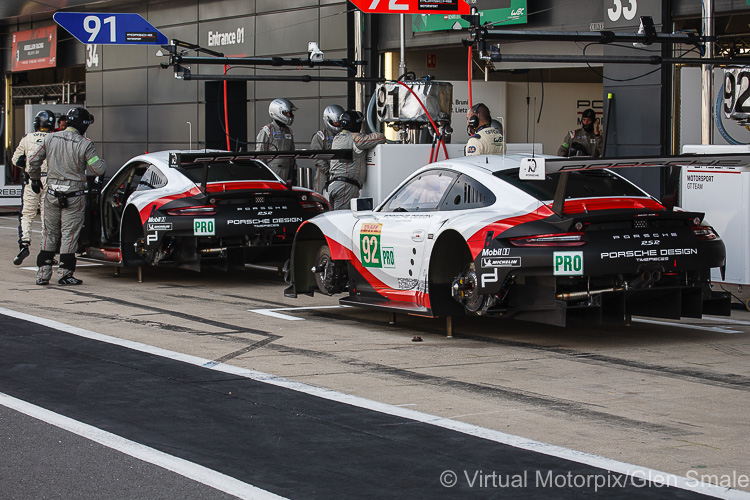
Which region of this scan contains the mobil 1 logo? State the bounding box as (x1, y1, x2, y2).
(553, 251, 583, 276)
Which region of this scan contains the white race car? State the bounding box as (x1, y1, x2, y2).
(285, 153, 736, 327)
(79, 150, 341, 272)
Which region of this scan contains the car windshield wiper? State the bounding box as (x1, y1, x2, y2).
(392, 207, 408, 212)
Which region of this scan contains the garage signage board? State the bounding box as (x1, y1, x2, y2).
(11, 26, 57, 72)
(53, 12, 167, 45)
(350, 0, 470, 15)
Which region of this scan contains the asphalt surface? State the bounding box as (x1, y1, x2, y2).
(1, 214, 750, 499)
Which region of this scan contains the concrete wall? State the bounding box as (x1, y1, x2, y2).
(81, 0, 349, 173)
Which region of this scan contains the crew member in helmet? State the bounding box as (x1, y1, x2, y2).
(256, 98, 297, 181)
(465, 103, 505, 156)
(309, 104, 344, 195)
(328, 110, 385, 210)
(27, 107, 106, 285)
(557, 108, 603, 158)
(11, 109, 56, 265)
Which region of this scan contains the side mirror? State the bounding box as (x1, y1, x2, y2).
(351, 197, 374, 218)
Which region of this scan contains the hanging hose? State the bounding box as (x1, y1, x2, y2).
(715, 84, 746, 145)
(467, 45, 473, 107)
(223, 64, 231, 150)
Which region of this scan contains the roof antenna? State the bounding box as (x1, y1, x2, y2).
(532, 97, 537, 158)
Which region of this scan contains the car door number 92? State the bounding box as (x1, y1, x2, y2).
(361, 235, 381, 267)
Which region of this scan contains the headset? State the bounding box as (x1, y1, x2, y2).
(467, 103, 485, 134)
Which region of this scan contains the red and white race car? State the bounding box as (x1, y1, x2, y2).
(285, 153, 737, 326)
(79, 150, 340, 272)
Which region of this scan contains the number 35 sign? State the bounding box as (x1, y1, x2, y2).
(54, 12, 167, 45)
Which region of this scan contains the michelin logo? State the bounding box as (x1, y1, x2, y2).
(482, 257, 521, 268)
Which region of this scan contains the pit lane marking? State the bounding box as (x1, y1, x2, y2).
(633, 318, 742, 334)
(250, 305, 351, 321)
(1, 305, 746, 500)
(0, 393, 285, 500)
(19, 263, 104, 271)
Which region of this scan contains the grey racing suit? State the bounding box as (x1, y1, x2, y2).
(557, 127, 603, 158)
(328, 130, 386, 210)
(256, 122, 295, 180)
(27, 127, 106, 279)
(465, 124, 505, 156)
(309, 126, 337, 194)
(12, 131, 49, 246)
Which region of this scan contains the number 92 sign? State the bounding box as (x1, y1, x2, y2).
(723, 67, 750, 124)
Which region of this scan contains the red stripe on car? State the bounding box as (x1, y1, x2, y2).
(468, 206, 555, 258)
(138, 187, 202, 224)
(324, 236, 431, 309)
(205, 181, 286, 193)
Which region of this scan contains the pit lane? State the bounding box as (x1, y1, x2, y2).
(2, 215, 750, 497)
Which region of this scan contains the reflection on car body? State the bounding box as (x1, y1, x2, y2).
(285, 154, 735, 327)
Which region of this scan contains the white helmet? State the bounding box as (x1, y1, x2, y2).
(269, 98, 297, 126)
(323, 104, 344, 133)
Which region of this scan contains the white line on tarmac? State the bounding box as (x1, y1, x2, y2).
(632, 317, 742, 334)
(19, 263, 104, 271)
(703, 315, 750, 326)
(0, 393, 285, 500)
(250, 305, 350, 321)
(0, 306, 747, 499)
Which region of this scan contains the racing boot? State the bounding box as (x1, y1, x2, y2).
(58, 270, 83, 286)
(13, 241, 30, 266)
(35, 251, 56, 285)
(58, 253, 82, 285)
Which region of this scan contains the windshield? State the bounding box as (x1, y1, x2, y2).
(494, 168, 647, 201)
(381, 169, 458, 212)
(178, 160, 279, 185)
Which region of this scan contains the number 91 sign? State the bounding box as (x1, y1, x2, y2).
(54, 12, 168, 45)
(723, 67, 750, 124)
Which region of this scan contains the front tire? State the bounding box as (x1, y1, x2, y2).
(313, 244, 346, 295)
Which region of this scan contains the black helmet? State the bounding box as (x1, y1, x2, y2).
(66, 107, 94, 134)
(34, 110, 56, 131)
(339, 110, 363, 133)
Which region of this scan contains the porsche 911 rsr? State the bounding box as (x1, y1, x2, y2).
(79, 151, 342, 272)
(285, 153, 737, 327)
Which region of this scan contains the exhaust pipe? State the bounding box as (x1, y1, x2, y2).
(556, 287, 624, 301)
(199, 247, 226, 256)
(630, 270, 653, 289)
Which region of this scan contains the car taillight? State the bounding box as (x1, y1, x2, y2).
(167, 205, 217, 216)
(509, 232, 585, 247)
(299, 193, 330, 212)
(692, 226, 719, 241)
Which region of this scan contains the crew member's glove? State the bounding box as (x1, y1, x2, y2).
(16, 155, 26, 169)
(30, 179, 42, 194)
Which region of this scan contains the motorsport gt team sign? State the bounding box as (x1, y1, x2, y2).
(349, 0, 470, 14)
(53, 12, 167, 45)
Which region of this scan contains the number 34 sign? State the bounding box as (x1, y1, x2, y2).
(54, 12, 167, 45)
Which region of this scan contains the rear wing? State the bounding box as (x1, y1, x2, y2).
(168, 150, 352, 167)
(519, 154, 750, 216)
(168, 150, 353, 193)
